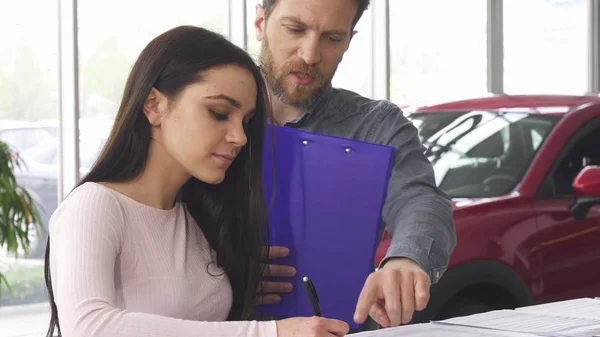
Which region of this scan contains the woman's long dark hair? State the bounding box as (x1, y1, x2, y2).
(44, 25, 272, 337)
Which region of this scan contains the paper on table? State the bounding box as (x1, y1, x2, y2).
(349, 323, 541, 337)
(516, 298, 600, 319)
(434, 309, 600, 336)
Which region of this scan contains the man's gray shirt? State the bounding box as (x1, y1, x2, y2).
(280, 86, 457, 284)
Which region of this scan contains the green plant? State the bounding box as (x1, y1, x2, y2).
(0, 140, 42, 295)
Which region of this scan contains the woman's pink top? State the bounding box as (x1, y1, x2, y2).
(49, 182, 277, 337)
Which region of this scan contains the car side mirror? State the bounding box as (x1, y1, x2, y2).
(569, 166, 600, 220)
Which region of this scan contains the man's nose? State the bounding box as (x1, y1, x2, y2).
(298, 35, 321, 66)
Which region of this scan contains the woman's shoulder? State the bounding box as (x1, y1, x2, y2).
(48, 182, 131, 253)
(50, 182, 127, 230)
(62, 182, 125, 210)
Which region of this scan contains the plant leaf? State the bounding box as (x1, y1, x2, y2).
(0, 271, 13, 297)
(0, 140, 43, 291)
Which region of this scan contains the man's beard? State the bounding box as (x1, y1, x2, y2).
(259, 37, 331, 109)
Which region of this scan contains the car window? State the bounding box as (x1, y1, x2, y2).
(19, 141, 57, 166)
(18, 136, 106, 169)
(0, 128, 55, 153)
(36, 147, 58, 165)
(427, 111, 559, 198)
(550, 122, 600, 197)
(531, 129, 543, 150)
(407, 111, 468, 142)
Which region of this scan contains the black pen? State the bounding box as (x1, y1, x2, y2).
(302, 276, 322, 317)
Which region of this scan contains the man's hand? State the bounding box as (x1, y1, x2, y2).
(353, 257, 431, 327)
(258, 246, 296, 305)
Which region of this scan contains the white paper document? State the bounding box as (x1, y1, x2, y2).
(516, 298, 600, 319)
(351, 298, 600, 337)
(349, 323, 540, 337)
(434, 309, 600, 336)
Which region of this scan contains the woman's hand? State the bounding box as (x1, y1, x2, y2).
(276, 316, 349, 337)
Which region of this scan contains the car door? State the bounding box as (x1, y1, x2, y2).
(532, 117, 600, 303)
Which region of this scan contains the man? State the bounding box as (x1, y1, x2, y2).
(253, 0, 457, 328)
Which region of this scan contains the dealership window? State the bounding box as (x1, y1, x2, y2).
(389, 0, 488, 106)
(503, 0, 588, 95)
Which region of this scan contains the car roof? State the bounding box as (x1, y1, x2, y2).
(405, 94, 600, 116)
(0, 120, 34, 130)
(0, 119, 113, 134)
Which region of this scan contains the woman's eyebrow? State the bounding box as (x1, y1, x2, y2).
(204, 94, 241, 109)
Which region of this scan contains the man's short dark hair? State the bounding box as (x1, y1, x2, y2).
(262, 0, 371, 31)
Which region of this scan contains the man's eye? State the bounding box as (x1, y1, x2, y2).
(286, 26, 303, 34)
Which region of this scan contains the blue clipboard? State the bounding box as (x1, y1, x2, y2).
(256, 125, 394, 331)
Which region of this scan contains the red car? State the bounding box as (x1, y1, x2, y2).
(375, 94, 600, 322)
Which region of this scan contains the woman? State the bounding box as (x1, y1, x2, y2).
(44, 26, 349, 337)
